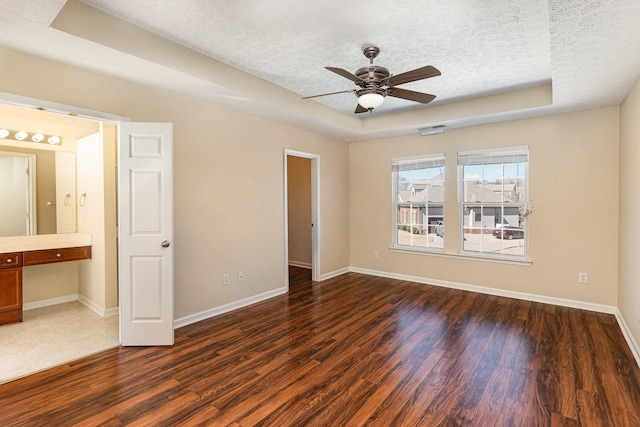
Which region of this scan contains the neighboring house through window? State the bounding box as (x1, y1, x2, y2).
(458, 146, 529, 258)
(393, 155, 445, 251)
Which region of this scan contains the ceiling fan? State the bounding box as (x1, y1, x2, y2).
(303, 45, 441, 114)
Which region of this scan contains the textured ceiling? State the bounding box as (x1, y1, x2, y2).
(79, 0, 553, 114)
(0, 0, 640, 141)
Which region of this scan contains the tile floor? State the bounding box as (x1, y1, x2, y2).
(0, 301, 120, 384)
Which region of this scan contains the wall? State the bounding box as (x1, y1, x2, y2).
(619, 76, 640, 356)
(76, 124, 118, 313)
(287, 156, 312, 267)
(102, 124, 118, 310)
(350, 108, 620, 306)
(0, 46, 350, 320)
(22, 263, 79, 303)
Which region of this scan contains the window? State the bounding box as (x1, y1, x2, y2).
(393, 155, 445, 250)
(458, 147, 528, 258)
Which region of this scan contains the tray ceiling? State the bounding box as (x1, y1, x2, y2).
(0, 0, 639, 141)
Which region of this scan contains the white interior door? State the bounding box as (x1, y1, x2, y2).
(118, 122, 174, 346)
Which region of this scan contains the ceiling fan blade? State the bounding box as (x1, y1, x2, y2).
(385, 65, 441, 87)
(355, 104, 369, 114)
(326, 67, 366, 84)
(302, 89, 355, 99)
(387, 87, 436, 104)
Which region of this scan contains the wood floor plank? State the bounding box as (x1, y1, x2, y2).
(1, 266, 639, 426)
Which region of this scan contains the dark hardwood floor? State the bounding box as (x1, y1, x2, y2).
(1, 267, 640, 426)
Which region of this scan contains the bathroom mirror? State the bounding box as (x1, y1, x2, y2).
(0, 146, 76, 237)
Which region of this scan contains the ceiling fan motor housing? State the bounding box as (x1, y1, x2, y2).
(355, 65, 390, 88)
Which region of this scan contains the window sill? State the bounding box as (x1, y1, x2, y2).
(389, 246, 532, 266)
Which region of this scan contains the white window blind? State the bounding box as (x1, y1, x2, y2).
(458, 146, 528, 166)
(392, 156, 445, 172)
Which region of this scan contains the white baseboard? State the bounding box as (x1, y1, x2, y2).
(348, 267, 618, 314)
(320, 267, 350, 281)
(23, 294, 79, 311)
(289, 261, 312, 269)
(103, 306, 119, 317)
(78, 295, 118, 318)
(616, 309, 640, 368)
(173, 287, 288, 329)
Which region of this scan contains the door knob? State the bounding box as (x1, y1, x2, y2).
(161, 240, 170, 248)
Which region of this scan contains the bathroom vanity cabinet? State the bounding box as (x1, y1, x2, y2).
(0, 235, 92, 326)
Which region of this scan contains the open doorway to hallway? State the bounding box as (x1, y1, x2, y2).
(284, 149, 320, 285)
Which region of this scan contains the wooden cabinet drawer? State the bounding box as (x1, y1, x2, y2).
(23, 246, 92, 266)
(0, 253, 22, 269)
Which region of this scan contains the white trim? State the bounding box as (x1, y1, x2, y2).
(616, 308, 640, 368)
(289, 260, 312, 269)
(0, 92, 130, 123)
(173, 287, 287, 329)
(23, 293, 79, 311)
(319, 267, 351, 281)
(78, 294, 118, 318)
(348, 266, 617, 314)
(103, 306, 119, 317)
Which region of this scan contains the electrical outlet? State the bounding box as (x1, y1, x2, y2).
(223, 274, 230, 286)
(238, 271, 244, 282)
(373, 250, 379, 258)
(578, 272, 588, 284)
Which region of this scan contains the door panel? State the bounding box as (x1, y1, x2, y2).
(119, 122, 174, 346)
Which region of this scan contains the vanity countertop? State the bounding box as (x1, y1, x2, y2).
(0, 233, 92, 254)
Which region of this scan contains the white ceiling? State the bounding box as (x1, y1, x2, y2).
(1, 0, 640, 141)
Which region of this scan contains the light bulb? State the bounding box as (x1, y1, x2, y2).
(48, 135, 61, 145)
(15, 131, 28, 140)
(32, 133, 44, 143)
(0, 129, 9, 138)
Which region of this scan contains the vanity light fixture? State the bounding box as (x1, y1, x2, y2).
(47, 136, 61, 145)
(0, 128, 62, 145)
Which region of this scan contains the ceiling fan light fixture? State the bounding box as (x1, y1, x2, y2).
(358, 90, 385, 110)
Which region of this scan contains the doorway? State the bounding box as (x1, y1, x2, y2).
(0, 97, 121, 383)
(284, 149, 320, 285)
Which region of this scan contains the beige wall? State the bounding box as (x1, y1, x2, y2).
(350, 108, 620, 306)
(0, 46, 350, 319)
(619, 76, 640, 351)
(287, 156, 312, 267)
(22, 263, 79, 303)
(75, 124, 118, 311)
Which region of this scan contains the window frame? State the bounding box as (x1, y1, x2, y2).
(457, 146, 529, 260)
(392, 154, 446, 253)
